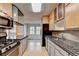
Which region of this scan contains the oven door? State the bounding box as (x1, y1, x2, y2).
(0, 16, 9, 27)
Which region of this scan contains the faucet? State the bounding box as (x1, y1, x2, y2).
(62, 34, 66, 40)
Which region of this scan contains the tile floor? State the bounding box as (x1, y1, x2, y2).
(23, 40, 48, 56)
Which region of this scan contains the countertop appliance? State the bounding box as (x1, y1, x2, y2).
(0, 32, 20, 55)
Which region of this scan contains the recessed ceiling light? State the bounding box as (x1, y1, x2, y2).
(31, 3, 42, 12)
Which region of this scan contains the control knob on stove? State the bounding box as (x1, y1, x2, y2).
(9, 46, 11, 49)
(6, 48, 8, 50)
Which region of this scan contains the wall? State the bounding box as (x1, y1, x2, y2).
(59, 31, 79, 43)
(18, 16, 42, 24)
(6, 22, 16, 39)
(16, 24, 24, 36)
(52, 30, 79, 43)
(0, 29, 6, 38)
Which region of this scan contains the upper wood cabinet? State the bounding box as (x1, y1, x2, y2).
(0, 3, 12, 17)
(65, 4, 79, 29)
(42, 15, 49, 24)
(49, 11, 54, 30)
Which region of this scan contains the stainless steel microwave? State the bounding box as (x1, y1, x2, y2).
(0, 16, 13, 28)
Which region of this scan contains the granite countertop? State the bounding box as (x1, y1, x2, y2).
(16, 35, 28, 40)
(46, 36, 79, 56)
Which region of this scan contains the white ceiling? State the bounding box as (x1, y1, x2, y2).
(14, 3, 57, 20)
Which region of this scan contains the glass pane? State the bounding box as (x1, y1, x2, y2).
(30, 26, 35, 34)
(36, 27, 41, 35)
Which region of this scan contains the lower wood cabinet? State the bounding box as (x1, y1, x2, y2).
(50, 45, 55, 56)
(47, 39, 68, 56)
(19, 38, 28, 56)
(54, 49, 63, 56)
(48, 40, 54, 56)
(48, 43, 51, 56)
(7, 46, 19, 56)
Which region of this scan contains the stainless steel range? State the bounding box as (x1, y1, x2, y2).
(0, 32, 20, 55)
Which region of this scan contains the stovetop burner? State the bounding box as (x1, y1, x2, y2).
(0, 32, 20, 55)
(0, 39, 18, 47)
(0, 40, 14, 48)
(0, 39, 20, 55)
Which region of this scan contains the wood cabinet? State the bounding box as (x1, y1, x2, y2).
(50, 3, 79, 30)
(7, 46, 19, 56)
(47, 39, 68, 56)
(50, 44, 55, 56)
(49, 11, 54, 30)
(19, 38, 28, 56)
(19, 40, 23, 55)
(0, 3, 12, 17)
(54, 20, 65, 30)
(42, 15, 49, 24)
(65, 4, 79, 29)
(54, 49, 63, 56)
(48, 39, 55, 56)
(48, 42, 52, 56)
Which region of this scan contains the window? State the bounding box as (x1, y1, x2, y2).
(36, 27, 41, 35)
(29, 25, 41, 35)
(30, 26, 35, 34)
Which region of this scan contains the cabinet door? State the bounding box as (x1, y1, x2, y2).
(8, 46, 19, 56)
(55, 49, 63, 56)
(65, 11, 78, 29)
(19, 40, 23, 56)
(19, 39, 28, 56)
(42, 16, 49, 24)
(65, 4, 79, 29)
(0, 3, 12, 17)
(48, 41, 55, 56)
(48, 42, 51, 56)
(50, 46, 55, 56)
(53, 42, 68, 56)
(48, 39, 68, 56)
